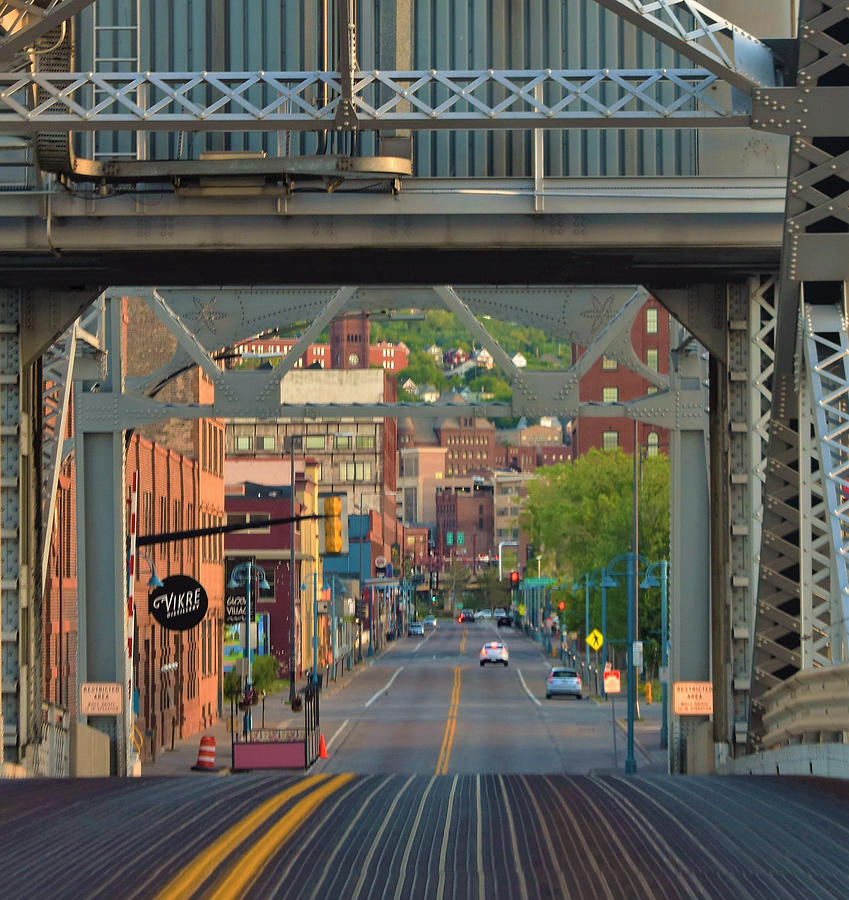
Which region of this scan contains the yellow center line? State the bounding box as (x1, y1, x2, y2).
(436, 667, 462, 775)
(206, 773, 355, 900)
(154, 775, 328, 900)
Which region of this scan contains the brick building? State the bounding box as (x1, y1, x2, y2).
(435, 483, 495, 570)
(571, 298, 671, 457)
(43, 296, 225, 754)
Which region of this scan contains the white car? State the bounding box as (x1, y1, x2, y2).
(546, 667, 582, 699)
(476, 609, 492, 619)
(493, 608, 507, 619)
(480, 641, 509, 666)
(408, 621, 424, 636)
(423, 615, 437, 630)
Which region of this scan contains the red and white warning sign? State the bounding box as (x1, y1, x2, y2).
(603, 669, 621, 694)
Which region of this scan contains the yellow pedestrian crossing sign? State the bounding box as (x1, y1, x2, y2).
(587, 629, 603, 651)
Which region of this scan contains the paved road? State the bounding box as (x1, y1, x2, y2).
(315, 620, 634, 775)
(4, 623, 848, 898)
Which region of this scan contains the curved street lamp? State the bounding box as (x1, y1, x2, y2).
(641, 560, 669, 749)
(227, 561, 270, 735)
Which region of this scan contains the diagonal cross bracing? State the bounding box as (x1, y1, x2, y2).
(0, 68, 744, 132)
(0, 1, 96, 68)
(594, 0, 776, 93)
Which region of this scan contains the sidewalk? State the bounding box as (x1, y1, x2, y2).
(140, 655, 369, 776)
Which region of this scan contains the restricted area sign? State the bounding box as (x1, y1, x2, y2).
(80, 682, 123, 716)
(673, 681, 714, 715)
(603, 670, 621, 693)
(586, 628, 603, 651)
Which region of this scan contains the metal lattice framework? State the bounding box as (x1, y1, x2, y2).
(594, 0, 776, 91)
(750, 0, 849, 748)
(0, 1, 95, 69)
(803, 301, 849, 665)
(0, 67, 746, 133)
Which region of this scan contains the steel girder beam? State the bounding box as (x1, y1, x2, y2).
(802, 300, 849, 665)
(593, 0, 777, 94)
(0, 68, 746, 133)
(72, 284, 678, 428)
(750, 0, 849, 748)
(39, 296, 103, 592)
(0, 1, 95, 69)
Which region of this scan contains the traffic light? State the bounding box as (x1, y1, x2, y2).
(510, 570, 519, 588)
(558, 600, 565, 611)
(323, 495, 343, 554)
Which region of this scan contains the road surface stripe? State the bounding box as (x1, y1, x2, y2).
(475, 775, 485, 900)
(393, 776, 438, 900)
(518, 774, 573, 900)
(516, 667, 541, 706)
(435, 667, 461, 775)
(153, 775, 327, 900)
(459, 627, 467, 654)
(364, 666, 404, 707)
(497, 775, 529, 900)
(206, 774, 355, 900)
(435, 775, 459, 900)
(350, 776, 417, 899)
(325, 718, 349, 750)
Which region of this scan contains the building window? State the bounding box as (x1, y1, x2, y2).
(602, 431, 619, 450)
(340, 461, 372, 481)
(647, 432, 660, 457)
(235, 435, 252, 451)
(601, 355, 618, 370)
(602, 387, 619, 403)
(304, 435, 325, 450)
(646, 307, 658, 334)
(646, 348, 659, 371)
(647, 386, 658, 395)
(335, 434, 353, 450)
(356, 435, 376, 450)
(259, 436, 276, 451)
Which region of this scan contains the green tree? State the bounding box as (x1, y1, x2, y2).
(522, 449, 670, 647)
(250, 655, 280, 695)
(442, 561, 473, 613)
(223, 669, 241, 701)
(475, 566, 511, 610)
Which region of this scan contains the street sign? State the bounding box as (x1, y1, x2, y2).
(457, 531, 464, 545)
(673, 681, 714, 715)
(316, 600, 330, 614)
(446, 531, 454, 546)
(633, 640, 643, 667)
(586, 628, 603, 651)
(603, 670, 621, 694)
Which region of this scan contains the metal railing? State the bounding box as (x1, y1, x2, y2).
(759, 665, 849, 750)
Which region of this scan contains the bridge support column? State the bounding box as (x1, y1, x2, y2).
(73, 295, 130, 775)
(668, 331, 711, 773)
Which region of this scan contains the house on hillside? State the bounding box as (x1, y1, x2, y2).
(420, 384, 439, 403)
(511, 352, 527, 369)
(443, 348, 469, 369)
(400, 377, 418, 395)
(474, 347, 495, 370)
(426, 344, 442, 362)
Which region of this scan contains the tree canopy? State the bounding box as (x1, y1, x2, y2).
(522, 449, 670, 661)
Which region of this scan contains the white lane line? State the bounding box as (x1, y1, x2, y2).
(436, 775, 459, 900)
(413, 631, 433, 653)
(516, 668, 542, 706)
(476, 774, 485, 900)
(365, 666, 404, 707)
(325, 719, 349, 751)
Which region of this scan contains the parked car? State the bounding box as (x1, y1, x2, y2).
(496, 615, 513, 628)
(408, 621, 424, 636)
(476, 609, 492, 619)
(480, 641, 509, 666)
(546, 667, 582, 699)
(423, 615, 437, 630)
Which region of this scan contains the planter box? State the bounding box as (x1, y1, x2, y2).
(233, 740, 305, 770)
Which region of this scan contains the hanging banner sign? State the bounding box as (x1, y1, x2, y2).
(150, 575, 209, 632)
(225, 592, 250, 625)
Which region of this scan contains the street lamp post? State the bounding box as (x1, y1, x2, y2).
(226, 561, 270, 736)
(641, 560, 670, 748)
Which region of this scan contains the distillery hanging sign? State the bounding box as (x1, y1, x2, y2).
(149, 575, 209, 631)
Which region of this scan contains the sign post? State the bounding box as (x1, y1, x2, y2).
(603, 670, 621, 766)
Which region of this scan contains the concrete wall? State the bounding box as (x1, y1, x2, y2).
(70, 721, 111, 776)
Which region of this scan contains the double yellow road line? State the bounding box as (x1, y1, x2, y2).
(436, 666, 462, 775)
(156, 773, 353, 900)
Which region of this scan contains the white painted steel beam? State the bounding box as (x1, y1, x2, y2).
(0, 68, 745, 132)
(0, 1, 97, 67)
(593, 0, 776, 93)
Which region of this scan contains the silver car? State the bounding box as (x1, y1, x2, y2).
(546, 667, 582, 699)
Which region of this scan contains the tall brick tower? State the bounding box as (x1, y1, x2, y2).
(330, 314, 370, 369)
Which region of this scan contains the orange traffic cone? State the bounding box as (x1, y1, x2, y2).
(319, 734, 329, 759)
(192, 735, 217, 771)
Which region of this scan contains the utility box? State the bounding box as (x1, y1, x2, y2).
(70, 722, 111, 777)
